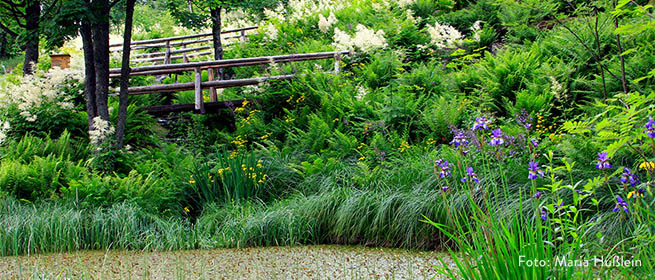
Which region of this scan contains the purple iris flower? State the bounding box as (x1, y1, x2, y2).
(595, 152, 612, 170)
(516, 109, 533, 130)
(460, 166, 479, 183)
(530, 139, 539, 148)
(489, 129, 504, 146)
(612, 196, 629, 213)
(540, 207, 548, 221)
(442, 186, 449, 191)
(620, 168, 639, 187)
(534, 192, 542, 199)
(644, 117, 655, 138)
(450, 132, 469, 147)
(472, 116, 490, 131)
(528, 162, 545, 180)
(438, 160, 452, 178)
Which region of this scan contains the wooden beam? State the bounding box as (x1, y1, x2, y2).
(132, 51, 213, 64)
(208, 68, 218, 102)
(122, 74, 296, 95)
(194, 67, 205, 113)
(110, 51, 349, 76)
(109, 26, 258, 48)
(133, 45, 212, 58)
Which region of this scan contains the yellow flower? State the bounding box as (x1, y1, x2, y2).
(628, 190, 644, 199)
(189, 180, 196, 184)
(286, 95, 294, 103)
(184, 206, 191, 213)
(358, 156, 365, 161)
(640, 161, 655, 171)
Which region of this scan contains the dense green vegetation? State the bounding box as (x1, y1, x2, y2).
(1, 0, 655, 278)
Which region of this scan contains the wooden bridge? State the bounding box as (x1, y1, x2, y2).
(110, 28, 349, 115)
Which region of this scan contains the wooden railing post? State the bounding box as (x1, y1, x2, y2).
(182, 43, 189, 63)
(208, 68, 218, 102)
(334, 52, 341, 74)
(194, 67, 205, 113)
(240, 30, 246, 42)
(164, 40, 171, 64)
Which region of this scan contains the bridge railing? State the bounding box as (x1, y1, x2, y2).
(110, 51, 349, 114)
(110, 26, 258, 65)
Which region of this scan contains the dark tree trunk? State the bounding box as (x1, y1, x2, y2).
(210, 7, 224, 79)
(91, 0, 111, 121)
(0, 31, 7, 59)
(22, 0, 41, 76)
(115, 0, 136, 148)
(81, 20, 97, 131)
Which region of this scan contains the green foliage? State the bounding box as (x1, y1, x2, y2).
(186, 149, 268, 209)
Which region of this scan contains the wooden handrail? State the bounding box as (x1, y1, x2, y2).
(109, 51, 349, 77)
(121, 74, 297, 95)
(109, 26, 258, 48)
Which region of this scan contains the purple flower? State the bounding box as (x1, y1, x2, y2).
(516, 109, 533, 130)
(534, 192, 542, 199)
(540, 207, 548, 221)
(595, 152, 612, 170)
(612, 196, 629, 213)
(528, 162, 545, 180)
(438, 160, 452, 178)
(489, 129, 504, 146)
(472, 116, 490, 131)
(530, 139, 539, 148)
(644, 117, 655, 138)
(460, 166, 479, 183)
(620, 168, 639, 187)
(450, 132, 469, 147)
(441, 186, 449, 191)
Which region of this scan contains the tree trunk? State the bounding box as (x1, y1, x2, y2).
(187, 0, 193, 13)
(81, 20, 97, 131)
(22, 0, 41, 76)
(115, 0, 136, 148)
(210, 7, 224, 80)
(0, 31, 7, 59)
(91, 0, 111, 121)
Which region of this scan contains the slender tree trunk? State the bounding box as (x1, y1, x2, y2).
(81, 20, 97, 131)
(22, 0, 41, 76)
(0, 31, 7, 59)
(210, 7, 224, 79)
(187, 0, 193, 13)
(116, 0, 136, 148)
(91, 0, 111, 121)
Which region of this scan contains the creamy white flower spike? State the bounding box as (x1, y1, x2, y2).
(0, 120, 10, 144)
(427, 21, 463, 48)
(333, 25, 387, 53)
(89, 117, 115, 147)
(318, 12, 337, 33)
(471, 21, 483, 42)
(0, 68, 82, 122)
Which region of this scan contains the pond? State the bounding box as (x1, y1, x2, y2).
(0, 245, 454, 279)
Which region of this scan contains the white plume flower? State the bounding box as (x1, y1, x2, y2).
(89, 117, 115, 147)
(0, 120, 10, 144)
(426, 21, 463, 48)
(333, 24, 387, 53)
(318, 12, 337, 33)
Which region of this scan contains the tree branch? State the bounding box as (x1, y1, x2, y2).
(0, 20, 18, 37)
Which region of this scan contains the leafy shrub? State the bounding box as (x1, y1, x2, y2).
(0, 155, 86, 201)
